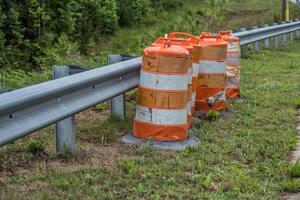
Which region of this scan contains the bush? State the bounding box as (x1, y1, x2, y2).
(118, 0, 155, 26)
(151, 0, 185, 11)
(75, 0, 119, 51)
(26, 139, 44, 155)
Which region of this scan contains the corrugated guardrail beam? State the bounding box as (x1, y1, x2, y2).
(0, 57, 141, 145)
(233, 19, 300, 45)
(0, 19, 300, 151)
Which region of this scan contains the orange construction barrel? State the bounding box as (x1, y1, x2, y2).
(196, 33, 228, 112)
(166, 32, 201, 114)
(133, 41, 190, 141)
(218, 31, 241, 99)
(152, 38, 194, 127)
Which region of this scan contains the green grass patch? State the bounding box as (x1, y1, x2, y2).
(281, 179, 300, 193)
(291, 159, 300, 178)
(295, 99, 300, 109)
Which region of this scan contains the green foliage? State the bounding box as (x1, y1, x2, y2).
(151, 0, 185, 11)
(281, 179, 300, 192)
(26, 139, 44, 155)
(291, 159, 300, 178)
(295, 99, 300, 109)
(95, 102, 108, 112)
(118, 159, 138, 176)
(118, 0, 155, 26)
(207, 110, 220, 121)
(75, 0, 119, 51)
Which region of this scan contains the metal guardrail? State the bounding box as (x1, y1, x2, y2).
(0, 19, 300, 152)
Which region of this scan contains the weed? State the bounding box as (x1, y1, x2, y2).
(291, 159, 300, 178)
(294, 99, 300, 109)
(207, 110, 220, 121)
(118, 159, 138, 176)
(281, 179, 300, 192)
(95, 102, 108, 112)
(26, 139, 44, 155)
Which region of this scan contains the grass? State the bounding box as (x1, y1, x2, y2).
(0, 39, 300, 199)
(291, 159, 300, 178)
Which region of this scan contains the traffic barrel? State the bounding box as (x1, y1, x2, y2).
(165, 32, 201, 114)
(196, 33, 228, 112)
(152, 37, 194, 127)
(133, 41, 190, 141)
(218, 31, 241, 99)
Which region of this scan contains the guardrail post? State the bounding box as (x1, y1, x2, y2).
(272, 23, 279, 48)
(252, 26, 260, 52)
(290, 21, 295, 42)
(108, 55, 126, 119)
(240, 28, 248, 57)
(295, 19, 300, 40)
(263, 24, 270, 49)
(53, 66, 76, 154)
(281, 22, 288, 45)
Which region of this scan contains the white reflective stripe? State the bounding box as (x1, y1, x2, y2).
(140, 70, 188, 90)
(188, 68, 192, 83)
(199, 60, 226, 73)
(227, 53, 241, 66)
(192, 93, 196, 104)
(227, 41, 240, 51)
(187, 100, 192, 113)
(192, 63, 200, 76)
(135, 105, 187, 125)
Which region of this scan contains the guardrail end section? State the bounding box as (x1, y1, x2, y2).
(53, 65, 76, 154)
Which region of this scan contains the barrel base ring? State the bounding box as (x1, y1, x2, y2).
(122, 133, 200, 151)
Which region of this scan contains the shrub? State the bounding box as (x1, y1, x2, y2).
(151, 0, 185, 11)
(75, 0, 119, 51)
(118, 0, 155, 26)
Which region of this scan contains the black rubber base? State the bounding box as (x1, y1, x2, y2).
(122, 133, 200, 151)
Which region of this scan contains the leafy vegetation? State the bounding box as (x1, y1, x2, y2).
(291, 159, 300, 178)
(207, 110, 220, 121)
(26, 139, 44, 155)
(1, 0, 300, 89)
(295, 99, 300, 109)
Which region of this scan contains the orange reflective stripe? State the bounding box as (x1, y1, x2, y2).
(142, 55, 189, 73)
(226, 88, 240, 99)
(198, 73, 226, 88)
(137, 87, 188, 109)
(133, 119, 188, 141)
(192, 47, 201, 63)
(188, 84, 192, 99)
(192, 77, 198, 91)
(199, 46, 227, 61)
